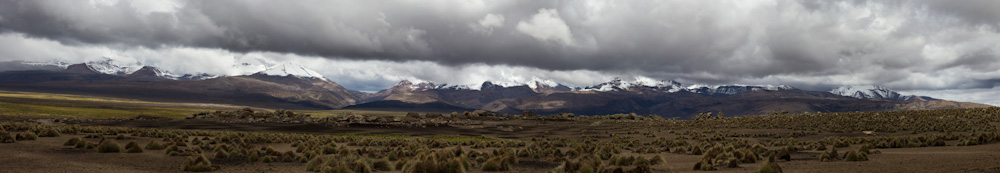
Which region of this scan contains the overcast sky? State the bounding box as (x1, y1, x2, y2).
(0, 0, 998, 105)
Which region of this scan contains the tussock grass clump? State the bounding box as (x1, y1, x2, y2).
(349, 160, 372, 173)
(481, 157, 508, 171)
(125, 141, 143, 153)
(757, 159, 782, 173)
(649, 155, 665, 165)
(844, 150, 868, 161)
(630, 164, 652, 173)
(262, 156, 277, 163)
(372, 159, 392, 171)
(98, 141, 122, 153)
(65, 137, 84, 146)
(18, 131, 38, 140)
(694, 160, 715, 171)
(818, 152, 831, 162)
(181, 154, 215, 172)
(0, 131, 14, 143)
(146, 140, 165, 150)
(38, 128, 60, 137)
(306, 157, 324, 172)
(320, 160, 352, 173)
(214, 149, 229, 159)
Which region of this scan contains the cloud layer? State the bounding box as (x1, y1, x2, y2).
(0, 0, 998, 104)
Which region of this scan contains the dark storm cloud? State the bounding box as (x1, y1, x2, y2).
(1, 0, 999, 91)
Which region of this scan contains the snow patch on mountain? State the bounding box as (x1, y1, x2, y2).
(138, 66, 182, 79)
(85, 58, 143, 75)
(261, 62, 327, 80)
(686, 84, 794, 95)
(830, 85, 906, 100)
(576, 77, 683, 92)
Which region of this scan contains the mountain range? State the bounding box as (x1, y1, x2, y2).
(0, 60, 990, 119)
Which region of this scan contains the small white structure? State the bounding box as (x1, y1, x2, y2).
(862, 131, 876, 135)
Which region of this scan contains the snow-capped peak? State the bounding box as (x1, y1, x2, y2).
(576, 77, 683, 92)
(129, 66, 181, 79)
(477, 78, 562, 90)
(686, 84, 794, 95)
(394, 80, 441, 91)
(830, 85, 905, 100)
(84, 58, 142, 75)
(253, 62, 328, 81)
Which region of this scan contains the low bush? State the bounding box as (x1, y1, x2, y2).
(372, 159, 392, 171)
(757, 159, 782, 173)
(0, 131, 14, 143)
(146, 141, 165, 150)
(215, 150, 229, 159)
(306, 157, 324, 172)
(98, 141, 122, 153)
(65, 137, 83, 146)
(125, 141, 143, 153)
(349, 160, 372, 173)
(38, 128, 60, 137)
(844, 150, 868, 161)
(650, 155, 665, 165)
(481, 157, 508, 171)
(20, 131, 38, 140)
(181, 154, 215, 172)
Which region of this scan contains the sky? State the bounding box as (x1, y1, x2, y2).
(0, 0, 998, 105)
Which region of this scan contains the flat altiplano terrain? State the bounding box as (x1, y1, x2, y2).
(1, 90, 999, 172)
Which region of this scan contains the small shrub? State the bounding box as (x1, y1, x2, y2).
(650, 155, 665, 165)
(215, 149, 229, 159)
(818, 152, 831, 162)
(776, 150, 791, 161)
(0, 131, 14, 143)
(21, 131, 38, 140)
(844, 150, 868, 161)
(757, 160, 782, 173)
(699, 160, 715, 171)
(126, 141, 144, 153)
(481, 157, 507, 171)
(630, 164, 651, 173)
(98, 141, 122, 153)
(38, 128, 60, 137)
(181, 154, 215, 172)
(306, 157, 324, 172)
(321, 160, 352, 173)
(372, 159, 392, 171)
(742, 150, 758, 163)
(64, 137, 83, 146)
(146, 141, 165, 150)
(262, 156, 277, 163)
(349, 160, 372, 173)
(828, 148, 839, 159)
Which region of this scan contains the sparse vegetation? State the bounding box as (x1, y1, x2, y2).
(98, 141, 122, 153)
(181, 154, 215, 172)
(0, 105, 998, 172)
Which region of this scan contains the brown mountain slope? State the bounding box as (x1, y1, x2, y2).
(0, 70, 359, 109)
(483, 89, 994, 119)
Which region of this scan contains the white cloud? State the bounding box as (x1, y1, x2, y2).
(901, 87, 1000, 106)
(516, 8, 575, 46)
(469, 13, 504, 35)
(480, 13, 504, 27)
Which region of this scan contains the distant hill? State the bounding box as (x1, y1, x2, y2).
(0, 60, 990, 119)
